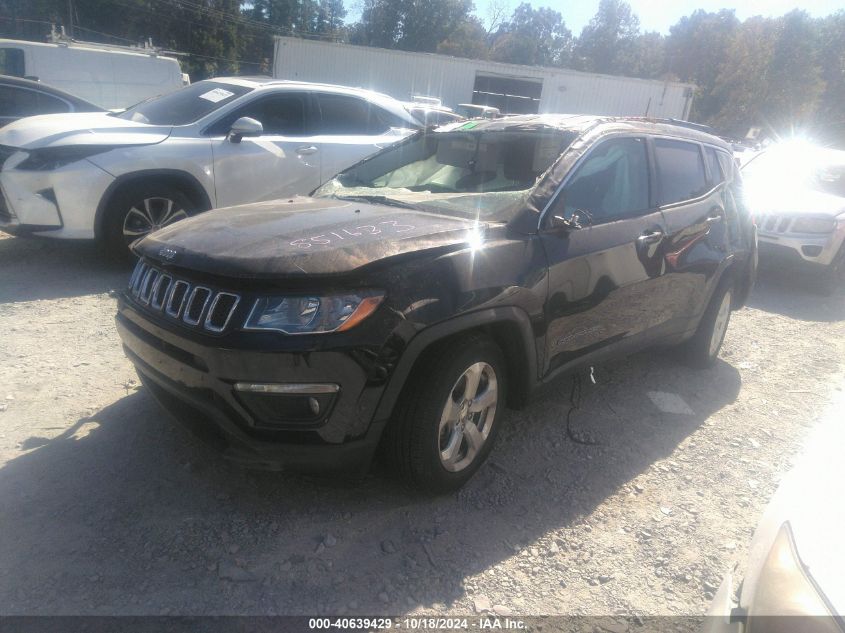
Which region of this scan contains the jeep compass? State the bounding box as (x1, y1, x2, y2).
(116, 115, 757, 492)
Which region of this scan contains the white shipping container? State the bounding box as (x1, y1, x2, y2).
(273, 36, 695, 119)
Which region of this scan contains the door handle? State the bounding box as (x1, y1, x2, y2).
(706, 214, 723, 224)
(296, 145, 318, 155)
(637, 230, 664, 245)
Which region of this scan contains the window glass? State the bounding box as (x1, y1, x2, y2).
(314, 129, 576, 221)
(0, 49, 25, 77)
(560, 137, 650, 223)
(704, 146, 724, 186)
(317, 93, 398, 135)
(0, 85, 69, 117)
(210, 93, 306, 136)
(655, 139, 708, 205)
(716, 151, 734, 183)
(117, 81, 252, 125)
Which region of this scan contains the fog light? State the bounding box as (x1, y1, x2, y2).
(232, 383, 339, 429)
(801, 245, 823, 257)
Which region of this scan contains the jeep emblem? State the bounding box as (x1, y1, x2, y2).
(159, 247, 178, 261)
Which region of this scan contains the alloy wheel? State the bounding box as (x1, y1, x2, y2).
(122, 197, 189, 246)
(438, 361, 498, 472)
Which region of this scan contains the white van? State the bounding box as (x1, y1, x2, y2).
(0, 38, 186, 109)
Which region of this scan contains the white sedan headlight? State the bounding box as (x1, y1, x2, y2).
(244, 291, 384, 334)
(746, 523, 839, 632)
(790, 217, 836, 234)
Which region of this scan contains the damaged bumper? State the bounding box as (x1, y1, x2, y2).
(0, 152, 113, 239)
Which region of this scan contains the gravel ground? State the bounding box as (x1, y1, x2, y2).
(1, 232, 844, 618)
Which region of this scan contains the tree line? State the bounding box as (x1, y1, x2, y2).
(2, 0, 844, 142)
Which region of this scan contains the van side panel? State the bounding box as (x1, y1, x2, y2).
(0, 40, 183, 109)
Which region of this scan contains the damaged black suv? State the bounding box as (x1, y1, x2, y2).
(117, 115, 757, 492)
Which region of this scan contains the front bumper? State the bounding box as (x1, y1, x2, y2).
(0, 152, 114, 239)
(757, 224, 845, 269)
(116, 300, 389, 473)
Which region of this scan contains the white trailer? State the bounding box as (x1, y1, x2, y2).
(0, 37, 187, 110)
(273, 36, 694, 119)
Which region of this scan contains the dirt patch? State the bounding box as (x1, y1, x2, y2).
(1, 232, 844, 616)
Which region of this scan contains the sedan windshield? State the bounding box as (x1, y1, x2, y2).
(314, 128, 576, 221)
(116, 81, 253, 125)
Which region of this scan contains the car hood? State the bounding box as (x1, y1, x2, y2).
(136, 197, 484, 278)
(749, 186, 845, 218)
(0, 112, 171, 150)
(739, 389, 845, 615)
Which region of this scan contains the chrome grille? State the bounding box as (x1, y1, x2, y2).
(128, 260, 240, 334)
(757, 214, 793, 234)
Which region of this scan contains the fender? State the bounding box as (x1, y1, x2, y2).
(93, 169, 214, 240)
(372, 306, 539, 422)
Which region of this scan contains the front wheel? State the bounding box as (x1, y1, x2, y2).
(103, 184, 197, 260)
(682, 280, 733, 368)
(383, 334, 506, 493)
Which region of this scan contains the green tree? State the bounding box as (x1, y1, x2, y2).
(619, 30, 665, 79)
(763, 10, 825, 129)
(665, 9, 739, 121)
(816, 11, 845, 144)
(350, 0, 473, 53)
(573, 0, 640, 74)
(489, 3, 572, 67)
(312, 0, 347, 35)
(436, 16, 488, 59)
(709, 16, 778, 135)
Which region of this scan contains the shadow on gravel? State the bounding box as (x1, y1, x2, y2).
(748, 263, 845, 323)
(0, 351, 741, 616)
(0, 236, 130, 304)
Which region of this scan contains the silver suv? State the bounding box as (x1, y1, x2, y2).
(743, 143, 845, 293)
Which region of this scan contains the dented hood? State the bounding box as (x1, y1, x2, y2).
(0, 112, 171, 150)
(135, 197, 483, 278)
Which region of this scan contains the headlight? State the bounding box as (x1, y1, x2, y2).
(244, 291, 385, 334)
(746, 522, 839, 632)
(16, 145, 116, 171)
(790, 217, 836, 234)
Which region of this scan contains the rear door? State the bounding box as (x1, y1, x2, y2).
(653, 138, 730, 325)
(540, 136, 670, 374)
(209, 91, 323, 207)
(311, 92, 413, 183)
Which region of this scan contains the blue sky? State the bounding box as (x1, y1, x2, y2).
(473, 0, 845, 34)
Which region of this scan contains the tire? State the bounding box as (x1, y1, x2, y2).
(383, 333, 507, 493)
(102, 183, 197, 260)
(681, 278, 734, 369)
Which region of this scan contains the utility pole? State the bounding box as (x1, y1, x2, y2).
(67, 0, 74, 38)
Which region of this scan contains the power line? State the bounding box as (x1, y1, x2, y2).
(0, 14, 266, 68)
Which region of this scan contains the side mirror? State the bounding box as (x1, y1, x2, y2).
(542, 195, 582, 232)
(228, 117, 263, 143)
(545, 213, 579, 232)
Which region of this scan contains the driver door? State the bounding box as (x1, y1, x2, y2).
(539, 136, 670, 374)
(209, 92, 323, 208)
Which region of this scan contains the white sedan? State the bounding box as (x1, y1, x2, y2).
(0, 77, 420, 256)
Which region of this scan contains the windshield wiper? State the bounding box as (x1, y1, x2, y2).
(332, 194, 418, 210)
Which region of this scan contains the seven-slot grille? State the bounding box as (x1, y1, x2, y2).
(128, 260, 240, 333)
(756, 214, 793, 234)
